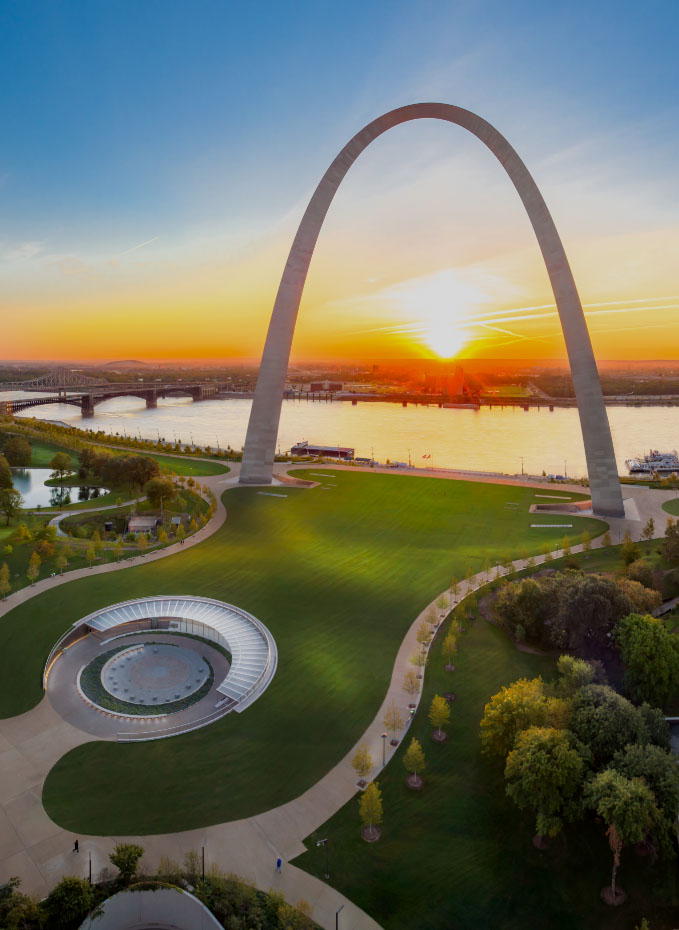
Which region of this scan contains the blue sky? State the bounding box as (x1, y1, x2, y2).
(0, 0, 677, 360)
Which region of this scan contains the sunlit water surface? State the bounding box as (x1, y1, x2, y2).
(4, 390, 678, 477)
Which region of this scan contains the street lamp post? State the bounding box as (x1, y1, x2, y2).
(520, 456, 524, 475)
(381, 732, 387, 766)
(336, 904, 345, 930)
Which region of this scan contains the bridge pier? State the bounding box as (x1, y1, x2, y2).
(81, 394, 95, 418)
(146, 390, 158, 409)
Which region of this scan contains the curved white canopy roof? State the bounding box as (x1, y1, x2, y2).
(72, 596, 277, 710)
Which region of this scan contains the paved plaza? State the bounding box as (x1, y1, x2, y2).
(100, 642, 210, 707)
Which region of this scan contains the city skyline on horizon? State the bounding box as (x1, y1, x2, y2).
(1, 1, 677, 363)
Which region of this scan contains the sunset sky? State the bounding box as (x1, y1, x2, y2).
(0, 1, 677, 362)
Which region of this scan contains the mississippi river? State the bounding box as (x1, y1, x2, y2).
(5, 391, 679, 478)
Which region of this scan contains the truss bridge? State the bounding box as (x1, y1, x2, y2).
(0, 369, 253, 418)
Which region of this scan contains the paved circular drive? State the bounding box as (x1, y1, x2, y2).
(100, 643, 210, 705)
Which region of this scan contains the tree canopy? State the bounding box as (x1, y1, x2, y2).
(480, 677, 569, 757)
(504, 727, 586, 838)
(614, 613, 679, 707)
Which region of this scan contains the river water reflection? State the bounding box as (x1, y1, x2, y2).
(7, 392, 679, 478)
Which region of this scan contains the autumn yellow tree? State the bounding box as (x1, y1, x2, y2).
(0, 562, 10, 599)
(351, 744, 373, 782)
(416, 619, 431, 646)
(27, 551, 41, 584)
(403, 670, 420, 696)
(442, 632, 457, 669)
(429, 694, 451, 741)
(383, 700, 404, 742)
(403, 738, 426, 788)
(85, 544, 96, 568)
(359, 781, 383, 841)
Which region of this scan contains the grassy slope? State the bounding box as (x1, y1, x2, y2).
(24, 439, 79, 468)
(0, 472, 604, 834)
(295, 610, 679, 930)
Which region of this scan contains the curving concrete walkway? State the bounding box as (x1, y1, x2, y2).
(0, 462, 674, 929)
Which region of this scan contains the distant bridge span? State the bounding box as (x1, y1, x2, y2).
(1, 383, 224, 418)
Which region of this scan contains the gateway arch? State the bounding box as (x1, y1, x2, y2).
(239, 103, 624, 518)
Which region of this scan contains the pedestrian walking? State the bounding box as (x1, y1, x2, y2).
(276, 857, 282, 873)
(73, 839, 79, 853)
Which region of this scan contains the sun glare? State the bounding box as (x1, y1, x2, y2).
(423, 319, 468, 358)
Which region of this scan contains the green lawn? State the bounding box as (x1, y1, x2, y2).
(24, 438, 79, 468)
(662, 498, 679, 516)
(1, 471, 599, 834)
(141, 452, 229, 476)
(294, 608, 679, 930)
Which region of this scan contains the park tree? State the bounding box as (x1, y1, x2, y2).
(113, 538, 124, 561)
(561, 536, 571, 557)
(450, 576, 459, 597)
(664, 518, 679, 566)
(351, 744, 373, 781)
(110, 842, 144, 884)
(504, 727, 586, 843)
(383, 700, 404, 742)
(358, 781, 383, 841)
(442, 631, 457, 669)
(126, 455, 160, 499)
(621, 531, 641, 567)
(641, 517, 655, 541)
(2, 544, 11, 556)
(189, 517, 199, 533)
(85, 544, 96, 567)
(625, 558, 655, 589)
(49, 452, 72, 483)
(26, 551, 40, 585)
(610, 743, 679, 829)
(12, 523, 31, 544)
(409, 649, 425, 669)
(403, 669, 420, 696)
(42, 876, 96, 928)
(556, 655, 602, 696)
(581, 531, 591, 551)
(175, 522, 186, 541)
(3, 435, 31, 467)
(0, 562, 10, 599)
(54, 553, 67, 574)
(59, 542, 73, 563)
(480, 677, 558, 757)
(0, 454, 13, 489)
(91, 530, 103, 557)
(144, 476, 175, 518)
(570, 685, 646, 767)
(429, 694, 451, 740)
(602, 531, 612, 547)
(585, 770, 661, 904)
(416, 619, 431, 646)
(157, 528, 169, 546)
(436, 593, 448, 615)
(138, 533, 149, 555)
(614, 613, 679, 707)
(403, 738, 426, 788)
(0, 487, 23, 525)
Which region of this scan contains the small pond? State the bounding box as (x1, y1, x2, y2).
(11, 468, 110, 509)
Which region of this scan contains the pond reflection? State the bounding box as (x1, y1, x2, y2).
(11, 468, 109, 508)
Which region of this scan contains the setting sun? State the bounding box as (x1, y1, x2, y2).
(422, 318, 468, 357)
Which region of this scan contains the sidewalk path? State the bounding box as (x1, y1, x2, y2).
(0, 462, 674, 929)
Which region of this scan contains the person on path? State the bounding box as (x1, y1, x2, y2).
(276, 857, 282, 873)
(73, 839, 79, 853)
